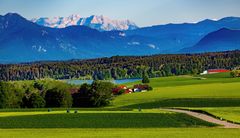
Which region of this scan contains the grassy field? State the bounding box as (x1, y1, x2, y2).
(1, 74, 240, 137)
(112, 77, 240, 109)
(0, 128, 240, 138)
(0, 110, 216, 128)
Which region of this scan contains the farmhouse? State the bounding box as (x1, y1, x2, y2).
(112, 85, 132, 95)
(133, 84, 150, 92)
(200, 69, 230, 75)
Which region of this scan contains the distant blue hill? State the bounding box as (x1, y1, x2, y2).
(180, 28, 240, 53)
(1, 13, 240, 63)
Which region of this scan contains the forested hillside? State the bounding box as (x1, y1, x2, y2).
(0, 50, 240, 81)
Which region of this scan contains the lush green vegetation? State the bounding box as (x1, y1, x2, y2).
(1, 50, 240, 81)
(0, 79, 115, 108)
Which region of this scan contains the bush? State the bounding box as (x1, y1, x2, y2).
(147, 86, 153, 91)
(45, 86, 72, 108)
(118, 89, 126, 95)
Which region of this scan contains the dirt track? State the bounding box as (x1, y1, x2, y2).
(162, 109, 240, 128)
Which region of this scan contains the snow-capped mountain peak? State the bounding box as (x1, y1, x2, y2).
(31, 14, 138, 31)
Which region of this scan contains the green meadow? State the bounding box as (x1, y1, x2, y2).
(1, 73, 240, 137)
(113, 76, 240, 108)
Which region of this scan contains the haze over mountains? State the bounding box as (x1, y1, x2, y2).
(0, 13, 240, 63)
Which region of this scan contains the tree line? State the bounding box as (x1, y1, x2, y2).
(0, 79, 114, 108)
(0, 50, 240, 81)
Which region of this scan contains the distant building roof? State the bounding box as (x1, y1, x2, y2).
(208, 69, 230, 73)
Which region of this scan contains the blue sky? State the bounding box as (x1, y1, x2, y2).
(0, 0, 240, 27)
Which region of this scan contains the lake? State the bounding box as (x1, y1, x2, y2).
(66, 79, 141, 85)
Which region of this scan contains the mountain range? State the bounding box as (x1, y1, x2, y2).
(32, 14, 138, 31)
(0, 13, 240, 63)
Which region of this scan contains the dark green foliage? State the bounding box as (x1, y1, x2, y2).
(0, 81, 23, 108)
(22, 93, 45, 108)
(72, 81, 114, 107)
(72, 83, 92, 107)
(0, 79, 115, 108)
(33, 81, 44, 91)
(118, 89, 126, 95)
(45, 86, 72, 108)
(1, 50, 240, 81)
(90, 81, 115, 107)
(28, 93, 46, 108)
(142, 72, 150, 84)
(147, 86, 153, 91)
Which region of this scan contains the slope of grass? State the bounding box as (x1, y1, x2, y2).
(0, 128, 239, 138)
(112, 82, 240, 108)
(125, 75, 240, 88)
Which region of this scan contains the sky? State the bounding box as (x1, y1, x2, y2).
(0, 0, 240, 27)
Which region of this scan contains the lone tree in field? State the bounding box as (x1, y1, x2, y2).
(142, 72, 150, 84)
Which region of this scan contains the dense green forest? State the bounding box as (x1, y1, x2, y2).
(0, 50, 240, 81)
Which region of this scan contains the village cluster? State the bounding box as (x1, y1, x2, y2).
(112, 84, 152, 95)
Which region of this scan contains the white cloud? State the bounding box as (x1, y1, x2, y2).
(148, 44, 156, 49)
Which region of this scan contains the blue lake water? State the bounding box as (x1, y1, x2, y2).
(67, 79, 141, 85)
